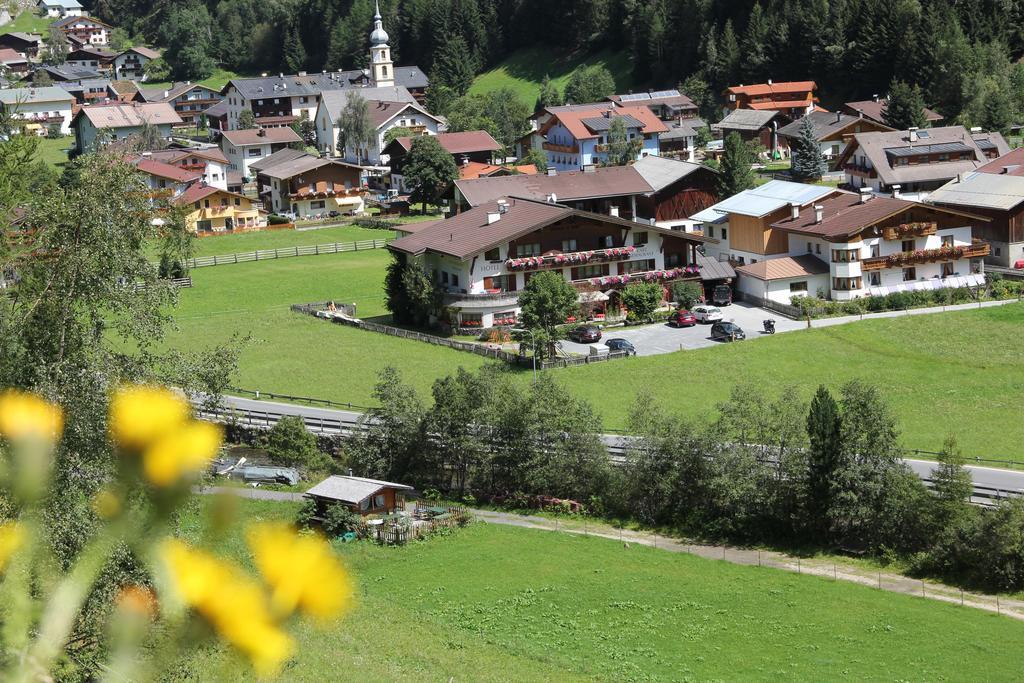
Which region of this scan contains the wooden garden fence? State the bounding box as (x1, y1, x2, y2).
(186, 238, 391, 268)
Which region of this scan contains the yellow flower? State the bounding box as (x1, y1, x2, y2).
(247, 522, 355, 622)
(0, 522, 24, 573)
(91, 488, 122, 520)
(160, 540, 293, 678)
(141, 421, 222, 487)
(0, 390, 63, 445)
(109, 385, 189, 451)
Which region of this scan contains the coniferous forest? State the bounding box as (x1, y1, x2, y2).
(86, 0, 1024, 126)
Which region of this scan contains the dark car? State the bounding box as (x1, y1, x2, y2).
(668, 309, 697, 327)
(568, 325, 602, 343)
(712, 284, 733, 306)
(604, 338, 636, 355)
(710, 321, 746, 342)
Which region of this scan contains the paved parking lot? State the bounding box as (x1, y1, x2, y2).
(559, 303, 806, 357)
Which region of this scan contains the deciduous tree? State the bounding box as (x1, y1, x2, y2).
(564, 64, 615, 104)
(404, 134, 458, 213)
(335, 93, 375, 163)
(517, 270, 579, 361)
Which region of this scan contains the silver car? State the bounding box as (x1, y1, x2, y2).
(692, 305, 724, 323)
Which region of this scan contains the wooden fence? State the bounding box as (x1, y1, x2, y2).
(291, 303, 632, 369)
(186, 238, 391, 268)
(374, 505, 470, 545)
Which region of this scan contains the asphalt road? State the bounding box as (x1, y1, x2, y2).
(214, 395, 1024, 498)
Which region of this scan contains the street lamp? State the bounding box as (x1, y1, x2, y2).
(511, 328, 538, 384)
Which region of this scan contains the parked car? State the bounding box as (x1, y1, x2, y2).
(712, 284, 733, 306)
(668, 309, 697, 327)
(568, 325, 602, 343)
(692, 305, 724, 323)
(710, 321, 746, 342)
(604, 338, 636, 355)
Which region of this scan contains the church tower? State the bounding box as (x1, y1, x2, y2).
(369, 1, 394, 88)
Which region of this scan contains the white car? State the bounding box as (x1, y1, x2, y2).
(692, 305, 724, 323)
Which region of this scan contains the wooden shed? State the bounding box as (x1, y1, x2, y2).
(305, 475, 414, 516)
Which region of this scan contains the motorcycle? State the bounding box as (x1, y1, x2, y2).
(763, 319, 776, 335)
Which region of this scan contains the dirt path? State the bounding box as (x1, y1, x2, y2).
(472, 509, 1024, 620)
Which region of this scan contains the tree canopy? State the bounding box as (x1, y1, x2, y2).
(718, 132, 756, 197)
(404, 134, 459, 212)
(790, 115, 823, 181)
(335, 93, 375, 162)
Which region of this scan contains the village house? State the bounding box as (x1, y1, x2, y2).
(72, 101, 182, 152)
(65, 46, 114, 73)
(714, 109, 791, 159)
(305, 475, 414, 517)
(607, 90, 699, 120)
(174, 183, 267, 234)
(133, 156, 202, 199)
(388, 196, 714, 330)
(456, 161, 538, 181)
(139, 81, 223, 127)
(736, 189, 989, 304)
(538, 103, 666, 172)
(659, 117, 707, 162)
(0, 86, 74, 135)
(35, 64, 100, 82)
(137, 146, 230, 190)
(837, 125, 1011, 198)
(928, 169, 1024, 268)
(690, 180, 839, 266)
(777, 110, 894, 165)
(37, 0, 82, 18)
(842, 95, 944, 127)
(630, 155, 719, 229)
(252, 151, 366, 217)
(219, 126, 302, 177)
(61, 78, 115, 106)
(221, 6, 427, 131)
(50, 15, 111, 46)
(383, 130, 501, 192)
(0, 48, 29, 76)
(314, 88, 439, 165)
(113, 46, 161, 81)
(0, 33, 41, 60)
(724, 80, 818, 118)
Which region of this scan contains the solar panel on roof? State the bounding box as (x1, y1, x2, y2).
(884, 142, 973, 158)
(916, 130, 930, 139)
(649, 89, 679, 98)
(618, 93, 646, 102)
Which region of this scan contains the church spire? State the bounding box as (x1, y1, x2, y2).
(369, 0, 394, 87)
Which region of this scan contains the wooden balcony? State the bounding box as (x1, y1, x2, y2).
(505, 246, 638, 272)
(542, 141, 579, 154)
(862, 242, 990, 271)
(881, 221, 938, 241)
(844, 163, 876, 178)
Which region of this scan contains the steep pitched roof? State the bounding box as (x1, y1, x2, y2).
(777, 110, 895, 141)
(316, 85, 417, 120)
(843, 98, 944, 125)
(51, 15, 111, 29)
(174, 183, 254, 207)
(74, 102, 182, 128)
(0, 48, 26, 64)
(661, 117, 707, 141)
(144, 146, 230, 166)
(365, 100, 436, 129)
(770, 193, 912, 239)
(392, 130, 501, 155)
(134, 157, 202, 183)
(120, 46, 160, 59)
(220, 126, 301, 146)
(735, 254, 830, 281)
(454, 165, 654, 207)
(457, 161, 538, 180)
(248, 147, 308, 173)
(608, 89, 696, 111)
(226, 72, 425, 101)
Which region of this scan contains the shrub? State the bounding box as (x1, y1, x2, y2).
(295, 498, 318, 529)
(353, 216, 399, 230)
(264, 415, 327, 469)
(841, 299, 866, 315)
(322, 503, 362, 537)
(671, 281, 703, 309)
(267, 214, 291, 225)
(865, 295, 888, 312)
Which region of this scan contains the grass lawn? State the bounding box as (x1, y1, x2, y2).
(186, 225, 396, 258)
(469, 46, 634, 107)
(35, 136, 74, 169)
(165, 249, 1024, 455)
(173, 498, 1024, 681)
(7, 11, 51, 35)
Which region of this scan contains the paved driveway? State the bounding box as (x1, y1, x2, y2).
(559, 303, 805, 357)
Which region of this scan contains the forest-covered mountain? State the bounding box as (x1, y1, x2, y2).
(85, 0, 1024, 126)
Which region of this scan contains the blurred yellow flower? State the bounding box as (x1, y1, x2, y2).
(160, 540, 292, 678)
(0, 390, 63, 445)
(91, 488, 122, 519)
(141, 422, 222, 487)
(247, 522, 355, 621)
(109, 386, 189, 451)
(0, 522, 25, 573)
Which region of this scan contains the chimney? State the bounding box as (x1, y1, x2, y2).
(908, 127, 918, 143)
(970, 126, 982, 134)
(892, 184, 902, 199)
(162, 90, 168, 98)
(610, 206, 619, 218)
(186, 81, 191, 86)
(546, 167, 557, 176)
(858, 187, 872, 204)
(497, 199, 508, 214)
(767, 78, 772, 85)
(872, 93, 879, 102)
(546, 192, 558, 203)
(857, 109, 863, 119)
(789, 202, 799, 220)
(487, 210, 501, 224)
(835, 111, 842, 124)
(583, 163, 595, 173)
(261, 72, 268, 77)
(1003, 165, 1020, 175)
(279, 73, 284, 79)
(298, 71, 307, 77)
(257, 128, 266, 137)
(813, 204, 824, 224)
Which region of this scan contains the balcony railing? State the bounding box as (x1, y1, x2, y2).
(583, 265, 700, 288)
(861, 242, 990, 271)
(881, 221, 938, 241)
(844, 163, 875, 177)
(505, 246, 638, 272)
(542, 141, 579, 154)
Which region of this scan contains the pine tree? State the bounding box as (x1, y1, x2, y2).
(790, 116, 823, 181)
(431, 35, 475, 96)
(717, 20, 740, 88)
(883, 80, 928, 130)
(741, 2, 770, 83)
(717, 133, 755, 197)
(805, 385, 841, 541)
(236, 110, 256, 130)
(536, 75, 563, 111)
(931, 434, 973, 529)
(283, 17, 307, 73)
(979, 86, 1015, 134)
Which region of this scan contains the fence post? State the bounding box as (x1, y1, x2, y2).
(355, 241, 359, 251)
(254, 251, 258, 262)
(315, 244, 319, 255)
(214, 255, 219, 266)
(294, 246, 299, 257)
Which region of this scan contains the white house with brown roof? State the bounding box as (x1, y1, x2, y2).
(837, 125, 1011, 198)
(388, 196, 712, 330)
(0, 86, 74, 135)
(133, 155, 202, 198)
(113, 46, 161, 81)
(72, 101, 182, 152)
(253, 152, 365, 217)
(51, 15, 110, 46)
(735, 190, 989, 304)
(140, 146, 230, 190)
(538, 103, 666, 172)
(219, 126, 302, 177)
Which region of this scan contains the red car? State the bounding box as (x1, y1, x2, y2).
(669, 310, 697, 327)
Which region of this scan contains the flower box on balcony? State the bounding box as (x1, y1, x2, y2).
(587, 266, 696, 288)
(504, 246, 636, 271)
(881, 221, 938, 240)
